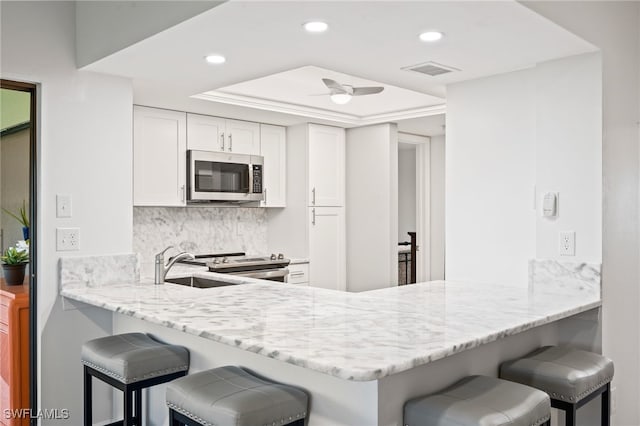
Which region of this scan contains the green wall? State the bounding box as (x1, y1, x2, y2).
(0, 88, 30, 131)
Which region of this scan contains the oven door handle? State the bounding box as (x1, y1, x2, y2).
(231, 268, 289, 281)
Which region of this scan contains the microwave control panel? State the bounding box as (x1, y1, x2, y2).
(252, 165, 263, 193)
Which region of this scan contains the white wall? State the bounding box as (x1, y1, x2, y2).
(446, 53, 601, 286)
(430, 135, 445, 281)
(521, 3, 640, 425)
(346, 124, 398, 292)
(535, 53, 602, 261)
(1, 2, 133, 423)
(397, 145, 416, 242)
(446, 67, 536, 285)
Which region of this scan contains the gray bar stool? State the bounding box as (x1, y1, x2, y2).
(404, 375, 551, 426)
(82, 332, 190, 426)
(166, 365, 308, 426)
(500, 346, 614, 426)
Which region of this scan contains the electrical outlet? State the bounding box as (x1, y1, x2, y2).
(57, 228, 80, 251)
(56, 194, 72, 218)
(559, 231, 576, 256)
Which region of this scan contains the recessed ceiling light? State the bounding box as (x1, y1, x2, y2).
(303, 21, 328, 33)
(205, 54, 226, 64)
(419, 31, 443, 42)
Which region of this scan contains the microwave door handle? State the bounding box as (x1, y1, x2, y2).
(220, 133, 225, 151)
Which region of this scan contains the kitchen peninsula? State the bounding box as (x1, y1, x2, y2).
(60, 256, 601, 426)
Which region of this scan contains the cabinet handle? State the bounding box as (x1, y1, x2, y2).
(311, 187, 316, 205)
(312, 208, 316, 225)
(264, 187, 267, 205)
(220, 133, 225, 151)
(228, 134, 233, 151)
(290, 272, 305, 277)
(181, 185, 186, 202)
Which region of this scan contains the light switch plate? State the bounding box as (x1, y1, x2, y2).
(56, 194, 72, 218)
(57, 228, 79, 251)
(559, 231, 575, 256)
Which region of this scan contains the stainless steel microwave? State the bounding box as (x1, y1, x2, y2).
(187, 150, 264, 203)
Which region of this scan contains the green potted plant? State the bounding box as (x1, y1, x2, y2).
(2, 199, 29, 241)
(2, 246, 29, 285)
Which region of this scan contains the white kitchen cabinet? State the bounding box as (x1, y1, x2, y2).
(187, 113, 260, 155)
(133, 106, 187, 206)
(225, 119, 260, 155)
(287, 263, 309, 285)
(186, 113, 226, 152)
(308, 124, 345, 207)
(260, 124, 286, 207)
(308, 207, 346, 291)
(267, 123, 346, 289)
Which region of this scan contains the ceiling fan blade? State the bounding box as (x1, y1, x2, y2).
(322, 78, 345, 92)
(352, 86, 384, 96)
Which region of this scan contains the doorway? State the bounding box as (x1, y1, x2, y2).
(0, 79, 37, 425)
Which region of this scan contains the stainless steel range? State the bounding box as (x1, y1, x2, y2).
(178, 252, 290, 282)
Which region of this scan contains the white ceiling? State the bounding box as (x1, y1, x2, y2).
(198, 65, 445, 123)
(83, 0, 596, 131)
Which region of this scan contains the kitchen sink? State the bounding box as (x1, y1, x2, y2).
(165, 276, 244, 289)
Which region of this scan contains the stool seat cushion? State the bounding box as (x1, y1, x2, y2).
(404, 375, 551, 426)
(81, 333, 189, 384)
(166, 366, 308, 426)
(500, 346, 614, 403)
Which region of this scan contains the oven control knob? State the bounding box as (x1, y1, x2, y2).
(212, 258, 220, 265)
(222, 257, 229, 263)
(270, 253, 277, 260)
(278, 253, 284, 260)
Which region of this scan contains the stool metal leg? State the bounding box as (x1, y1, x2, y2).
(565, 404, 577, 426)
(123, 386, 133, 426)
(134, 388, 142, 425)
(84, 366, 92, 426)
(602, 383, 611, 426)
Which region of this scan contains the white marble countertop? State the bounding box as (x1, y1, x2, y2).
(60, 260, 601, 382)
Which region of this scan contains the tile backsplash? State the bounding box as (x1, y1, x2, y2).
(133, 207, 268, 276)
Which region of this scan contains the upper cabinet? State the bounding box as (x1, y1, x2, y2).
(187, 113, 260, 155)
(225, 119, 261, 155)
(185, 113, 225, 152)
(133, 106, 284, 207)
(133, 106, 187, 206)
(260, 124, 287, 207)
(308, 124, 345, 207)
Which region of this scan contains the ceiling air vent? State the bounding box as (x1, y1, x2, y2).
(403, 61, 459, 77)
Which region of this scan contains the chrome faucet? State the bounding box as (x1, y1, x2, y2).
(154, 246, 195, 284)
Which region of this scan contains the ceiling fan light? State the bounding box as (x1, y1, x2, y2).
(330, 93, 352, 105)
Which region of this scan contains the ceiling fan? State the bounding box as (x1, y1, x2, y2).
(321, 78, 384, 105)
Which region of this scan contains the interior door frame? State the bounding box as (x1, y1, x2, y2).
(398, 132, 431, 282)
(1, 78, 38, 424)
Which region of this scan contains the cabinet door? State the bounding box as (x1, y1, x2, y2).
(308, 124, 345, 207)
(186, 113, 226, 152)
(260, 124, 286, 207)
(133, 106, 187, 206)
(226, 119, 260, 155)
(308, 207, 346, 291)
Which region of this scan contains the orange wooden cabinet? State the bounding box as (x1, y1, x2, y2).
(0, 281, 29, 426)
